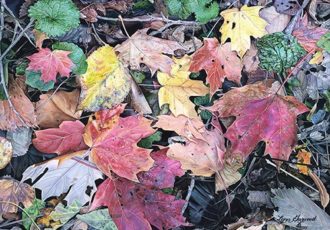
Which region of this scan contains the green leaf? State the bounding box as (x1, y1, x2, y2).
(257, 32, 306, 74)
(28, 0, 80, 37)
(317, 32, 330, 53)
(25, 70, 55, 91)
(165, 0, 219, 23)
(77, 209, 118, 230)
(22, 199, 45, 230)
(50, 201, 81, 224)
(52, 42, 87, 75)
(131, 71, 146, 84)
(194, 94, 212, 120)
(138, 131, 162, 149)
(16, 60, 29, 75)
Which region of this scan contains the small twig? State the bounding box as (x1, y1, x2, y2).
(91, 23, 106, 45)
(284, 0, 310, 34)
(182, 176, 195, 214)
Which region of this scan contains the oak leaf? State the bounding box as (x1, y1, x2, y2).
(220, 5, 268, 57)
(90, 177, 186, 230)
(27, 48, 74, 82)
(115, 28, 184, 75)
(36, 89, 82, 128)
(33, 120, 87, 155)
(22, 151, 103, 205)
(189, 38, 242, 95)
(84, 107, 155, 182)
(209, 81, 308, 161)
(0, 178, 35, 213)
(292, 14, 328, 52)
(0, 78, 37, 130)
(79, 45, 131, 112)
(157, 55, 209, 118)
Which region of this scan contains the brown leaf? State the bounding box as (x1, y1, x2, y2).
(35, 89, 82, 128)
(309, 170, 330, 208)
(242, 44, 260, 73)
(260, 6, 291, 33)
(0, 178, 35, 213)
(0, 78, 37, 130)
(81, 3, 106, 23)
(115, 28, 185, 75)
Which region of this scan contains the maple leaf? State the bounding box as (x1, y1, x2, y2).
(27, 48, 73, 82)
(189, 38, 242, 95)
(36, 89, 82, 128)
(137, 148, 184, 189)
(0, 178, 35, 213)
(84, 107, 155, 182)
(292, 15, 328, 52)
(33, 120, 87, 155)
(0, 78, 37, 130)
(155, 115, 226, 177)
(115, 28, 185, 75)
(79, 45, 131, 112)
(209, 81, 308, 161)
(90, 177, 186, 230)
(22, 151, 103, 205)
(157, 55, 209, 118)
(220, 5, 268, 57)
(0, 137, 12, 170)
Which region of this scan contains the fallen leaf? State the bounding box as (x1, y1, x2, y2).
(85, 108, 155, 182)
(296, 149, 311, 175)
(292, 14, 328, 52)
(90, 178, 186, 230)
(0, 137, 12, 169)
(22, 151, 103, 205)
(220, 5, 268, 57)
(0, 78, 37, 130)
(115, 28, 184, 75)
(308, 170, 330, 208)
(81, 3, 106, 22)
(242, 44, 259, 73)
(77, 209, 118, 230)
(6, 127, 32, 157)
(50, 201, 81, 224)
(0, 178, 35, 213)
(260, 6, 291, 33)
(210, 81, 308, 161)
(33, 120, 87, 155)
(79, 45, 131, 112)
(27, 48, 73, 82)
(274, 0, 301, 15)
(157, 55, 209, 118)
(36, 89, 82, 128)
(189, 38, 242, 95)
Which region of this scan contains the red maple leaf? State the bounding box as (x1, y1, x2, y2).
(27, 48, 73, 82)
(33, 120, 88, 155)
(292, 14, 328, 52)
(210, 81, 308, 161)
(189, 38, 242, 95)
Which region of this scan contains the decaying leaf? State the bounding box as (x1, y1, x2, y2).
(33, 120, 87, 155)
(22, 151, 103, 205)
(220, 5, 268, 57)
(260, 6, 291, 33)
(0, 78, 37, 130)
(77, 209, 118, 230)
(209, 81, 308, 161)
(36, 89, 82, 128)
(0, 178, 35, 213)
(79, 45, 131, 112)
(189, 38, 242, 95)
(157, 55, 209, 118)
(27, 48, 74, 82)
(0, 137, 13, 170)
(215, 157, 243, 192)
(115, 28, 184, 75)
(6, 127, 32, 157)
(308, 170, 330, 208)
(50, 201, 81, 224)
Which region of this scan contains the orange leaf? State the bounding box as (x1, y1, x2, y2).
(297, 149, 311, 175)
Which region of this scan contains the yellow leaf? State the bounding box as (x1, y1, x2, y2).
(296, 149, 311, 175)
(309, 51, 323, 65)
(79, 45, 131, 111)
(220, 5, 268, 58)
(157, 55, 209, 118)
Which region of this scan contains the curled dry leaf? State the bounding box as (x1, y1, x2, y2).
(115, 28, 185, 75)
(190, 38, 242, 95)
(0, 78, 37, 131)
(36, 89, 82, 128)
(0, 137, 13, 170)
(308, 170, 330, 208)
(157, 55, 209, 118)
(33, 120, 87, 155)
(0, 178, 35, 213)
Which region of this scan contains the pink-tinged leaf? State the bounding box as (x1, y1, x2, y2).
(292, 14, 328, 52)
(27, 48, 73, 82)
(33, 120, 87, 155)
(90, 178, 186, 230)
(189, 38, 242, 95)
(89, 115, 155, 182)
(137, 148, 184, 189)
(210, 81, 308, 161)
